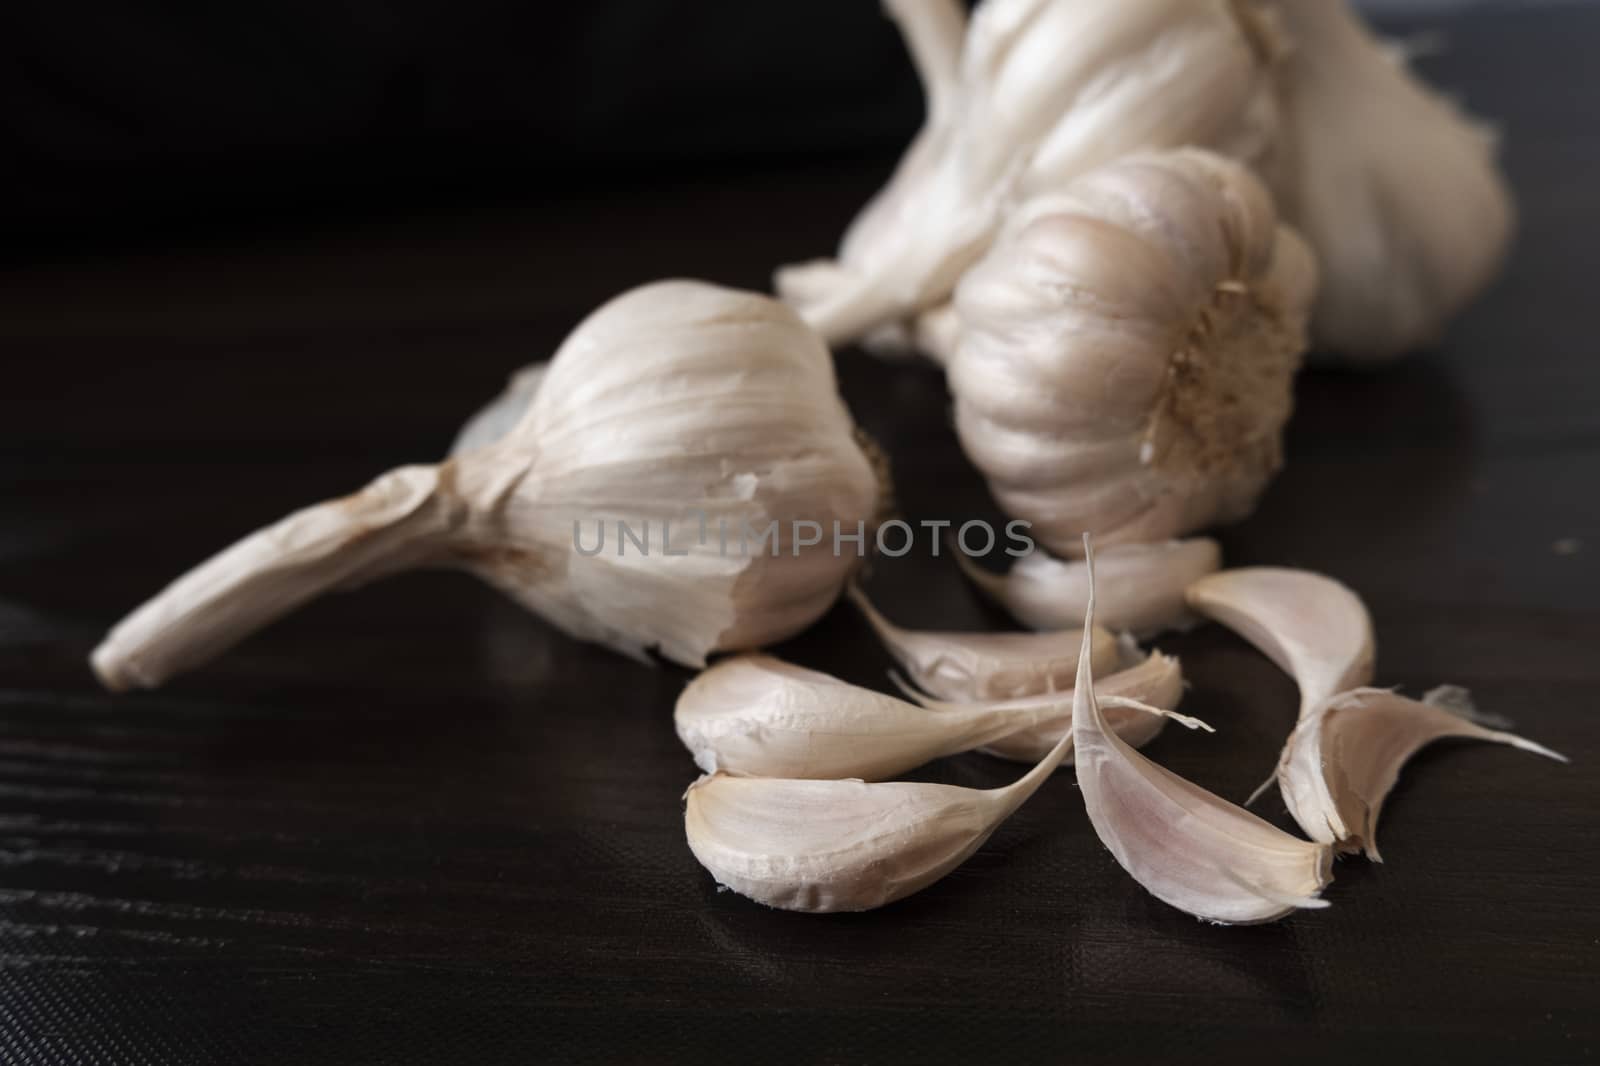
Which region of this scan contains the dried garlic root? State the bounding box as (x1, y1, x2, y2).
(957, 538, 1221, 638)
(1275, 686, 1566, 860)
(848, 583, 1119, 702)
(1072, 535, 1334, 924)
(91, 281, 882, 688)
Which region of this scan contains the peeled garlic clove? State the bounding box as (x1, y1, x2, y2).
(675, 654, 1069, 781)
(897, 643, 1191, 764)
(1278, 686, 1567, 861)
(957, 538, 1220, 638)
(1268, 0, 1514, 359)
(950, 150, 1316, 558)
(1072, 535, 1333, 924)
(847, 584, 1119, 702)
(684, 699, 1079, 913)
(777, 0, 1283, 346)
(1184, 567, 1375, 721)
(91, 281, 883, 690)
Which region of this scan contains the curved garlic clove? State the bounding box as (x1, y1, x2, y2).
(847, 584, 1119, 702)
(1184, 567, 1375, 721)
(683, 699, 1078, 913)
(957, 538, 1220, 638)
(896, 645, 1191, 764)
(949, 150, 1317, 557)
(674, 654, 1058, 781)
(91, 281, 883, 690)
(777, 0, 1283, 346)
(1277, 686, 1566, 861)
(1072, 535, 1333, 924)
(1268, 0, 1514, 360)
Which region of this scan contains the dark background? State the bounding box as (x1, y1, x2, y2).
(3, 3, 1599, 1064)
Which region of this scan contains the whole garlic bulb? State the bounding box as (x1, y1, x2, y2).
(91, 281, 882, 689)
(949, 149, 1316, 557)
(776, 0, 1283, 347)
(1267, 0, 1514, 359)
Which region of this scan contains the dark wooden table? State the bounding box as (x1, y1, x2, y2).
(3, 7, 1597, 1063)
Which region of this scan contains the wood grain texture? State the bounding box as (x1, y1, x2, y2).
(1, 7, 1597, 1064)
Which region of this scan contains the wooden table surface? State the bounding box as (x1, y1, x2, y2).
(2, 6, 1597, 1063)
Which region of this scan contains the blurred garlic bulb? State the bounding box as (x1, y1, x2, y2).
(950, 150, 1316, 558)
(847, 584, 1119, 701)
(1268, 0, 1514, 359)
(957, 538, 1221, 638)
(1070, 536, 1333, 924)
(91, 281, 882, 689)
(1276, 686, 1565, 860)
(776, 0, 1283, 346)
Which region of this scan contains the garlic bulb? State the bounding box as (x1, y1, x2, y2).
(1071, 536, 1333, 924)
(1276, 686, 1566, 860)
(950, 149, 1317, 557)
(683, 707, 1077, 913)
(896, 639, 1193, 764)
(91, 281, 882, 689)
(776, 0, 1283, 346)
(847, 584, 1119, 701)
(676, 654, 1058, 780)
(957, 538, 1220, 637)
(1267, 0, 1514, 359)
(1184, 567, 1375, 722)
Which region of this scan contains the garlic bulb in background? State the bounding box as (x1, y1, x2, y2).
(776, 0, 1282, 347)
(950, 150, 1316, 558)
(91, 281, 882, 689)
(1267, 0, 1514, 359)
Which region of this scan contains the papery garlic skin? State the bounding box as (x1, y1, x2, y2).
(950, 150, 1316, 557)
(848, 584, 1119, 701)
(1277, 687, 1566, 860)
(1267, 0, 1515, 359)
(1185, 567, 1375, 722)
(674, 654, 1059, 781)
(958, 538, 1221, 638)
(1071, 536, 1333, 924)
(91, 281, 882, 689)
(776, 0, 1283, 346)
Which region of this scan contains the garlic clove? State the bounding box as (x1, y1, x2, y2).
(1267, 0, 1515, 359)
(674, 653, 1061, 781)
(1277, 686, 1567, 861)
(1184, 567, 1375, 721)
(949, 149, 1317, 557)
(957, 538, 1221, 638)
(894, 641, 1192, 764)
(91, 281, 883, 689)
(449, 362, 548, 456)
(847, 583, 1119, 702)
(1072, 535, 1334, 924)
(683, 690, 1080, 913)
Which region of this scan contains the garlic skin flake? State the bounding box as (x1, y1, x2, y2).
(848, 584, 1119, 702)
(1277, 686, 1567, 861)
(1072, 536, 1333, 924)
(950, 150, 1317, 557)
(676, 654, 1062, 781)
(898, 641, 1191, 764)
(1268, 0, 1515, 360)
(1184, 567, 1375, 721)
(776, 0, 1282, 346)
(684, 707, 1078, 913)
(91, 281, 882, 689)
(957, 538, 1220, 638)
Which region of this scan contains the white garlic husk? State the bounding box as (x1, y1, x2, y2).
(950, 149, 1316, 558)
(1276, 686, 1566, 860)
(957, 538, 1221, 638)
(776, 0, 1283, 347)
(1267, 0, 1515, 360)
(91, 281, 882, 689)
